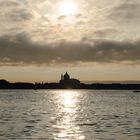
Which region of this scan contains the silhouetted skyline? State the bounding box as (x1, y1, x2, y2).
(0, 72, 140, 90)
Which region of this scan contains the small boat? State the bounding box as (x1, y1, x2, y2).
(133, 90, 140, 93)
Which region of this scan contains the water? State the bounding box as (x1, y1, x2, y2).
(0, 90, 140, 140)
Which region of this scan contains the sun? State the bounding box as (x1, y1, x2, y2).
(58, 0, 78, 16)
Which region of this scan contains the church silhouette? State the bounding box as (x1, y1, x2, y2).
(59, 72, 80, 89)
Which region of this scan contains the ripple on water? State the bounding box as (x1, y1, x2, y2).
(0, 90, 140, 140)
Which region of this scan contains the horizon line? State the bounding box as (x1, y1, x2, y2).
(1, 79, 140, 84)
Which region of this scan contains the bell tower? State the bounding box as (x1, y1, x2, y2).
(61, 74, 64, 80)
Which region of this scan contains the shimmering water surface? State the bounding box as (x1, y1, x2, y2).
(0, 90, 140, 140)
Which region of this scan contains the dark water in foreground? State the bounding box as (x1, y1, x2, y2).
(0, 90, 140, 140)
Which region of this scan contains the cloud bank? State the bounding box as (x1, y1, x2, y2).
(0, 33, 140, 66)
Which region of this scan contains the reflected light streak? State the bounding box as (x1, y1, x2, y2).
(53, 90, 85, 140)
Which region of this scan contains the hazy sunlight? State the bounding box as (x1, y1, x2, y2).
(58, 0, 78, 15)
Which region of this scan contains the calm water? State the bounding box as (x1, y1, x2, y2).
(0, 90, 140, 140)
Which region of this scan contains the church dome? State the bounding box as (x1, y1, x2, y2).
(64, 72, 70, 80)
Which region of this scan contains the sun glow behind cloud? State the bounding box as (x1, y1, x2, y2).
(58, 0, 79, 16)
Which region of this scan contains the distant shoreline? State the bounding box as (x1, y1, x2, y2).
(0, 79, 140, 90)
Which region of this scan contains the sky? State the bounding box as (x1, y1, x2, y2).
(0, 0, 140, 82)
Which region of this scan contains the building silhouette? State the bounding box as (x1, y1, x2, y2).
(59, 72, 80, 89)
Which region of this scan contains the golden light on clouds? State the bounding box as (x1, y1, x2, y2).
(58, 0, 79, 16)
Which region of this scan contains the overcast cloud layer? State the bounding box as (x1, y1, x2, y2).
(0, 0, 140, 66)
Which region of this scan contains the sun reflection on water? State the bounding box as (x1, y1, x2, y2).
(53, 90, 85, 140)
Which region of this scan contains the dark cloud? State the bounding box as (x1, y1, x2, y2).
(0, 0, 34, 22)
(93, 28, 118, 38)
(58, 15, 66, 21)
(8, 8, 34, 21)
(0, 0, 21, 7)
(110, 1, 140, 22)
(0, 33, 140, 66)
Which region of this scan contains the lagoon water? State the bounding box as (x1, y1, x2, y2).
(0, 90, 140, 140)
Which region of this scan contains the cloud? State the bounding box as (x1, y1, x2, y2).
(109, 1, 140, 22)
(0, 0, 140, 67)
(0, 0, 36, 23)
(0, 0, 21, 7)
(7, 8, 34, 22)
(0, 33, 140, 66)
(93, 28, 118, 38)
